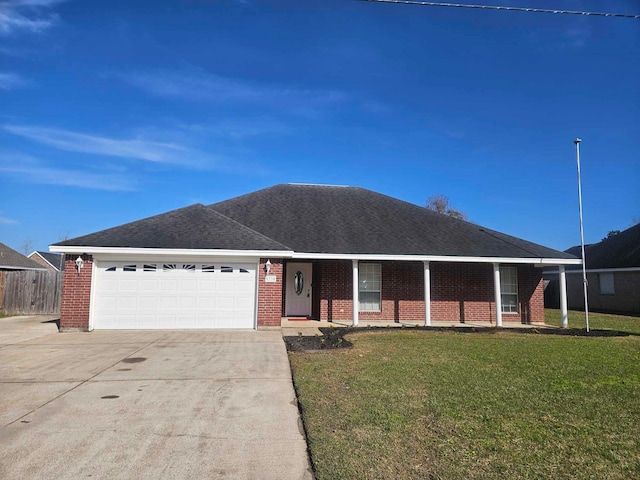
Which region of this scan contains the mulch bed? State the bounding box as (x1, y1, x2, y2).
(283, 325, 634, 352)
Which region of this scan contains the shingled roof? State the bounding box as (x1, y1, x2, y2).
(210, 184, 573, 259)
(54, 204, 289, 251)
(0, 243, 46, 270)
(54, 184, 575, 260)
(565, 223, 640, 269)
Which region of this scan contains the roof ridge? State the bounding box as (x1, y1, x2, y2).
(203, 205, 292, 251)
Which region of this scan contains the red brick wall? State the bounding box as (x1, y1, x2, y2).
(28, 254, 57, 271)
(313, 260, 544, 324)
(257, 258, 284, 327)
(566, 270, 640, 315)
(60, 254, 92, 331)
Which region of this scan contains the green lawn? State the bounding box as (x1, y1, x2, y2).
(289, 310, 640, 479)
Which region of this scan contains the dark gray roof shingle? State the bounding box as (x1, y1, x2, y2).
(34, 251, 65, 271)
(565, 223, 640, 269)
(210, 184, 574, 259)
(0, 243, 47, 270)
(54, 204, 290, 251)
(52, 185, 576, 259)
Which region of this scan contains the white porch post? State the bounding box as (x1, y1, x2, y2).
(352, 259, 359, 326)
(423, 261, 431, 326)
(493, 263, 503, 327)
(559, 265, 568, 328)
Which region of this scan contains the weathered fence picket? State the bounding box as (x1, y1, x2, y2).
(0, 270, 63, 315)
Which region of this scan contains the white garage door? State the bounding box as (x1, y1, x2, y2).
(93, 261, 257, 329)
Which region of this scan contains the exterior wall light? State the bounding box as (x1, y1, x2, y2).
(75, 256, 84, 273)
(264, 259, 271, 274)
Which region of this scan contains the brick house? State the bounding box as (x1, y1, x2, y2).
(28, 251, 65, 272)
(50, 184, 579, 331)
(545, 222, 640, 315)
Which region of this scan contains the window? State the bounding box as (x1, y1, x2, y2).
(143, 264, 156, 272)
(500, 266, 518, 313)
(359, 263, 381, 312)
(598, 273, 615, 294)
(123, 264, 136, 272)
(182, 264, 196, 272)
(202, 265, 216, 273)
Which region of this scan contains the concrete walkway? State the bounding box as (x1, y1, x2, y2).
(0, 316, 312, 480)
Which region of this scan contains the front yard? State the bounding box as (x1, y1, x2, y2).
(289, 310, 640, 479)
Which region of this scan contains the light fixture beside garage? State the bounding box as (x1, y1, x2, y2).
(75, 256, 84, 273)
(264, 259, 276, 283)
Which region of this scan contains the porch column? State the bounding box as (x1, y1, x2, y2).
(352, 259, 359, 326)
(559, 265, 568, 328)
(493, 263, 503, 327)
(423, 261, 431, 326)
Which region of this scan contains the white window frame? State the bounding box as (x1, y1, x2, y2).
(359, 263, 381, 312)
(598, 272, 615, 294)
(499, 266, 518, 314)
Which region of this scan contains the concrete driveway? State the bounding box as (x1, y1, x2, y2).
(0, 316, 312, 480)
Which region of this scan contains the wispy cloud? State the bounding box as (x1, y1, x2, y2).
(3, 124, 199, 165)
(115, 69, 347, 110)
(0, 0, 65, 36)
(0, 153, 136, 191)
(0, 214, 19, 225)
(0, 72, 30, 90)
(179, 117, 291, 140)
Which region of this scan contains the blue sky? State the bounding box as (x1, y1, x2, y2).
(1, 0, 638, 254)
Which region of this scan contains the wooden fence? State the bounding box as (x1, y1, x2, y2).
(0, 270, 63, 315)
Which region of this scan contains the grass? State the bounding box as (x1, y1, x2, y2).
(289, 310, 640, 479)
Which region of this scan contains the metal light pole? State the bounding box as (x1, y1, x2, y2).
(574, 138, 589, 332)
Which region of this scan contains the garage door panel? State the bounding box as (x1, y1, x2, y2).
(93, 261, 256, 329)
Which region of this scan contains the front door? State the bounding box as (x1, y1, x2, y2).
(285, 262, 312, 317)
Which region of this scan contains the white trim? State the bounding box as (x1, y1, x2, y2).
(28, 251, 61, 271)
(423, 261, 431, 326)
(49, 246, 294, 258)
(352, 260, 359, 326)
(253, 260, 260, 330)
(291, 251, 581, 265)
(493, 263, 502, 327)
(562, 267, 640, 274)
(48, 245, 581, 266)
(88, 259, 97, 332)
(0, 265, 47, 271)
(559, 265, 568, 328)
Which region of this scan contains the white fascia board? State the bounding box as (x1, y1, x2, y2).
(563, 267, 640, 274)
(0, 265, 47, 271)
(290, 252, 583, 265)
(30, 251, 58, 270)
(49, 245, 294, 258)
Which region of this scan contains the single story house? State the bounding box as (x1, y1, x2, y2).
(50, 184, 580, 331)
(0, 242, 47, 271)
(544, 222, 640, 315)
(28, 251, 65, 272)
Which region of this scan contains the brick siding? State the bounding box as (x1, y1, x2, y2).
(60, 254, 92, 331)
(256, 258, 284, 327)
(566, 270, 640, 315)
(28, 253, 58, 271)
(313, 260, 544, 324)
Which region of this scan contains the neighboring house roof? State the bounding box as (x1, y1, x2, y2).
(54, 204, 290, 251)
(29, 251, 65, 271)
(53, 184, 576, 261)
(210, 184, 573, 259)
(0, 242, 47, 270)
(565, 223, 640, 269)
